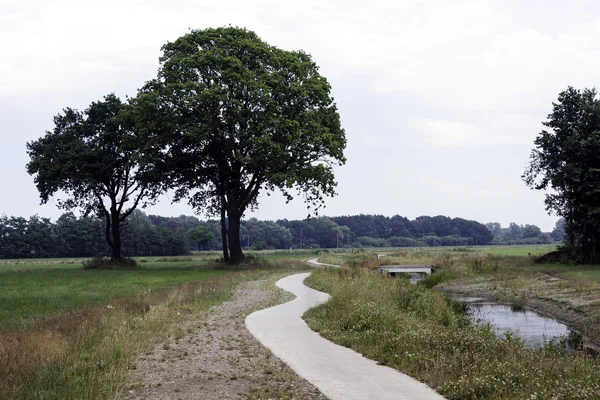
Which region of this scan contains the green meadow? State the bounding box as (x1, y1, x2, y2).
(0, 251, 321, 330)
(0, 252, 313, 400)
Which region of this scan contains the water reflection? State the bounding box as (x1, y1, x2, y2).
(449, 296, 582, 350)
(466, 302, 574, 348)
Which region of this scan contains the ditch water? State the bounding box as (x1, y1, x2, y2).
(401, 273, 587, 351)
(452, 296, 582, 350)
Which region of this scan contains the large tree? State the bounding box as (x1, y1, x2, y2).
(134, 27, 346, 264)
(523, 87, 600, 257)
(26, 94, 162, 262)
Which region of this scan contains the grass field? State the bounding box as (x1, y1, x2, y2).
(0, 266, 227, 330)
(358, 244, 558, 257)
(0, 245, 597, 400)
(0, 251, 324, 330)
(470, 244, 557, 256)
(0, 252, 312, 400)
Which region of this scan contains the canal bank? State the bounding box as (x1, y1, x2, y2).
(303, 267, 600, 400)
(436, 272, 600, 352)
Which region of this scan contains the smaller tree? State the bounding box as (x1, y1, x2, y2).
(507, 222, 523, 241)
(522, 224, 542, 239)
(26, 94, 162, 262)
(187, 226, 215, 251)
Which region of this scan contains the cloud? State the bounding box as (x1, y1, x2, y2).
(4, 0, 599, 231)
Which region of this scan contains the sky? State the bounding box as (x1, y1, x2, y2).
(3, 0, 599, 231)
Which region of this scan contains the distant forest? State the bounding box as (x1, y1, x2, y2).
(0, 212, 563, 259)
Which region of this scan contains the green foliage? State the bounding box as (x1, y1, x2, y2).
(332, 214, 493, 245)
(487, 221, 555, 245)
(26, 94, 164, 261)
(0, 211, 190, 259)
(524, 87, 600, 259)
(241, 218, 294, 249)
(304, 268, 600, 400)
(357, 236, 389, 247)
(187, 226, 215, 251)
(251, 241, 264, 251)
(387, 236, 420, 247)
(134, 27, 346, 263)
(420, 270, 460, 288)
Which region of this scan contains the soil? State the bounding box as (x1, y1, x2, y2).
(127, 277, 326, 400)
(436, 273, 600, 352)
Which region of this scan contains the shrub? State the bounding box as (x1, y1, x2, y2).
(82, 257, 138, 270)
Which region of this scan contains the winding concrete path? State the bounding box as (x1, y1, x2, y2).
(244, 259, 445, 400)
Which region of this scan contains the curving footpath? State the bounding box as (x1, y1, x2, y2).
(245, 259, 445, 400)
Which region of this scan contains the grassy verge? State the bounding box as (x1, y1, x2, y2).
(0, 256, 309, 400)
(304, 268, 600, 400)
(314, 248, 600, 346)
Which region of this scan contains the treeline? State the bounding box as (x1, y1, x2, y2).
(153, 214, 497, 250)
(0, 212, 188, 259)
(485, 220, 562, 245)
(0, 211, 558, 259)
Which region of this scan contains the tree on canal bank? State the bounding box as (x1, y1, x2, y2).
(524, 87, 600, 261)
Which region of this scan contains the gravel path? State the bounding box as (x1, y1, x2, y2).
(128, 277, 326, 400)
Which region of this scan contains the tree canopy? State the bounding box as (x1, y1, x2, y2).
(134, 27, 346, 264)
(523, 87, 600, 258)
(187, 226, 215, 251)
(26, 94, 163, 261)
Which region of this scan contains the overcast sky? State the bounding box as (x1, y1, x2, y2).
(3, 0, 599, 231)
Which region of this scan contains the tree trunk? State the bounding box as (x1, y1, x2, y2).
(227, 212, 245, 265)
(110, 212, 122, 262)
(220, 200, 229, 262)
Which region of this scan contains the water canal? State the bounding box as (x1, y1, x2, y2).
(400, 272, 587, 351)
(452, 296, 582, 350)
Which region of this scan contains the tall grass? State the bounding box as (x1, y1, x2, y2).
(0, 272, 241, 399)
(0, 258, 309, 400)
(304, 268, 600, 400)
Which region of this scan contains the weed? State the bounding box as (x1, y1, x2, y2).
(0, 259, 310, 399)
(304, 268, 600, 400)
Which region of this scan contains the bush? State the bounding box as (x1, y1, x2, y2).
(82, 256, 138, 270)
(420, 270, 456, 288)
